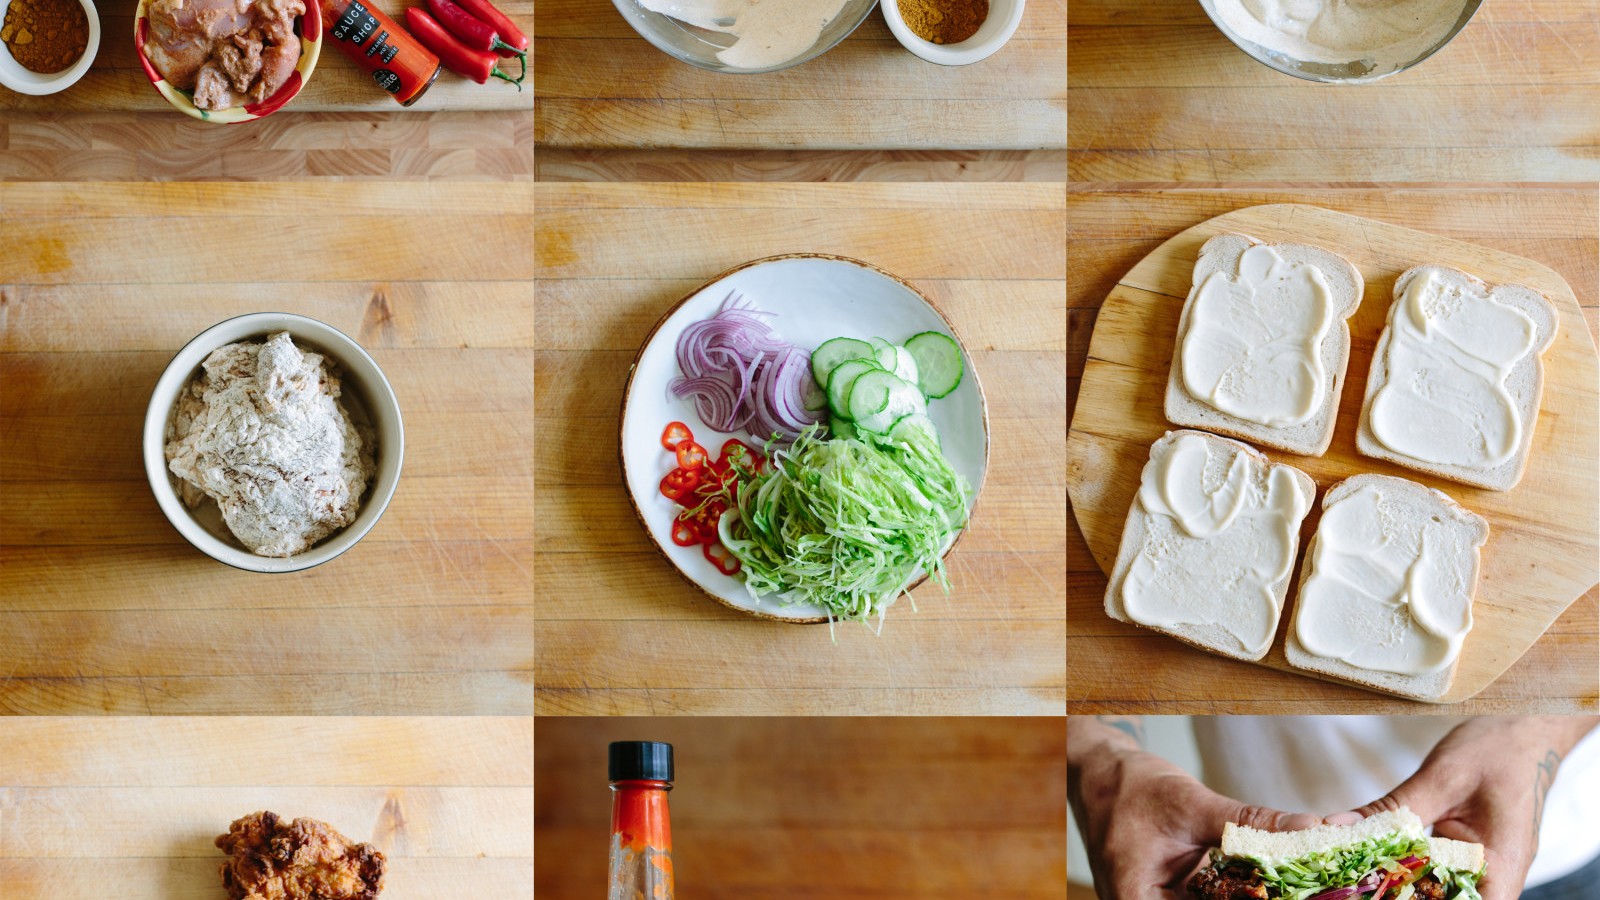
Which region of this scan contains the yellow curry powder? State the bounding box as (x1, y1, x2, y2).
(2, 0, 89, 74)
(897, 0, 988, 45)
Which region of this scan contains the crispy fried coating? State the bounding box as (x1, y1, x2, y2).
(216, 811, 386, 900)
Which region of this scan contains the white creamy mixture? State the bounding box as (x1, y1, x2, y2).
(637, 0, 849, 69)
(1209, 0, 1464, 73)
(1121, 434, 1311, 657)
(1296, 482, 1482, 676)
(166, 332, 375, 558)
(1181, 243, 1335, 428)
(1368, 268, 1537, 470)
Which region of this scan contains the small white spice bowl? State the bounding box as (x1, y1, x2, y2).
(142, 313, 405, 574)
(882, 0, 1024, 66)
(0, 0, 101, 95)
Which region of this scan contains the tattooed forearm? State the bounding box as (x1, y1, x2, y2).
(1096, 716, 1145, 746)
(1532, 748, 1560, 837)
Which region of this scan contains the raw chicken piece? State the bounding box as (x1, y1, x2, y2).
(144, 0, 304, 110)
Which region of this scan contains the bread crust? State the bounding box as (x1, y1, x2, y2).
(1355, 265, 1559, 492)
(1285, 473, 1489, 702)
(1104, 429, 1316, 663)
(1165, 232, 1365, 458)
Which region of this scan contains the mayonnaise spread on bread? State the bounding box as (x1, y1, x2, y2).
(1296, 483, 1477, 676)
(1122, 433, 1311, 656)
(1368, 268, 1537, 469)
(1180, 243, 1335, 428)
(1208, 0, 1462, 71)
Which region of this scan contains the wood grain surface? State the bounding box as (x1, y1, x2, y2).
(535, 716, 1066, 898)
(533, 0, 1066, 150)
(1066, 185, 1600, 714)
(1067, 0, 1600, 182)
(0, 182, 535, 716)
(535, 182, 1066, 716)
(535, 149, 1068, 182)
(0, 717, 534, 900)
(0, 0, 532, 114)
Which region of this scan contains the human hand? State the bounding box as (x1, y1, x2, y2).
(1069, 718, 1320, 900)
(1325, 716, 1598, 900)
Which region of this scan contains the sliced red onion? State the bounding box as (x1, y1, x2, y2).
(669, 291, 825, 444)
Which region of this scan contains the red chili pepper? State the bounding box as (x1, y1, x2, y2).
(426, 0, 525, 55)
(661, 421, 693, 451)
(675, 440, 708, 470)
(404, 8, 523, 87)
(659, 467, 701, 503)
(451, 0, 527, 57)
(670, 517, 699, 547)
(718, 438, 763, 473)
(704, 541, 741, 576)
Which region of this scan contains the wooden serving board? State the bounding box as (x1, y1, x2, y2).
(533, 0, 1066, 149)
(536, 716, 1067, 898)
(0, 0, 532, 113)
(1067, 0, 1600, 181)
(0, 717, 534, 900)
(535, 182, 1066, 716)
(0, 182, 534, 715)
(1066, 203, 1600, 704)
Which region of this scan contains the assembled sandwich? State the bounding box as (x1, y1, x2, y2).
(1189, 809, 1485, 900)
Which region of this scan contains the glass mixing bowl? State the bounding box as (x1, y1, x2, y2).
(611, 0, 880, 74)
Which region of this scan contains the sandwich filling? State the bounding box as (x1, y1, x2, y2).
(1367, 268, 1537, 471)
(1294, 481, 1480, 676)
(1190, 814, 1485, 900)
(1121, 433, 1311, 657)
(1180, 243, 1336, 428)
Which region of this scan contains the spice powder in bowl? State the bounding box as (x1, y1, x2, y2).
(896, 0, 986, 44)
(2, 0, 89, 73)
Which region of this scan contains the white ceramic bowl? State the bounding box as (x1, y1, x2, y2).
(620, 254, 990, 622)
(0, 0, 99, 95)
(612, 0, 878, 74)
(882, 0, 1024, 66)
(143, 313, 404, 573)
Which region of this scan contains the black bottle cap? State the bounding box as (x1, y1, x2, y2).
(610, 741, 674, 782)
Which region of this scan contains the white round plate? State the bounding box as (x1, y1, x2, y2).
(620, 254, 990, 622)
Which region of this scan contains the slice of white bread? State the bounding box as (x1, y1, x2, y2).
(1223, 807, 1484, 873)
(1357, 264, 1559, 491)
(1104, 429, 1315, 662)
(1287, 474, 1490, 702)
(1166, 232, 1364, 458)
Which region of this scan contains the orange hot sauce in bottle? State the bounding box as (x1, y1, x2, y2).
(608, 741, 675, 900)
(320, 0, 441, 105)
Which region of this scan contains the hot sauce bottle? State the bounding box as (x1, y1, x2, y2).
(319, 0, 441, 105)
(608, 741, 675, 900)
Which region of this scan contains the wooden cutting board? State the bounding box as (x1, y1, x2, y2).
(536, 716, 1067, 898)
(535, 182, 1066, 716)
(533, 0, 1066, 149)
(1067, 0, 1600, 181)
(0, 0, 532, 112)
(0, 717, 533, 900)
(1066, 203, 1600, 704)
(0, 182, 534, 716)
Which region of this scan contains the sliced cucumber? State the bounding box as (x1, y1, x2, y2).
(826, 358, 881, 420)
(830, 416, 859, 441)
(852, 370, 925, 434)
(846, 369, 896, 424)
(903, 331, 964, 399)
(868, 337, 896, 370)
(810, 337, 874, 388)
(887, 413, 940, 447)
(889, 345, 919, 386)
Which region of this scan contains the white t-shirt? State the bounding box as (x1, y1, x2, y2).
(1192, 717, 1600, 888)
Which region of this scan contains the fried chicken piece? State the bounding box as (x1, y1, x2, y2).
(216, 811, 386, 900)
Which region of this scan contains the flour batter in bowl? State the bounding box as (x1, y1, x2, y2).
(1203, 0, 1480, 82)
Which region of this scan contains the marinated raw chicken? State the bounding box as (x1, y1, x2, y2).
(216, 811, 386, 900)
(144, 0, 304, 110)
(166, 332, 375, 558)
